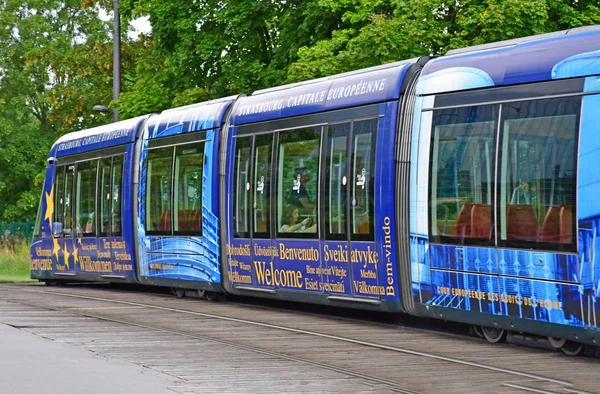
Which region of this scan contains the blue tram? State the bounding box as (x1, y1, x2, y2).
(30, 26, 600, 354)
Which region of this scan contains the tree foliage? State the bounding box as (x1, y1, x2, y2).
(1, 0, 599, 221)
(0, 0, 116, 220)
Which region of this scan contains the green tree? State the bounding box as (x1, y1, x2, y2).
(288, 0, 600, 81)
(0, 0, 116, 134)
(0, 0, 117, 220)
(116, 0, 348, 113)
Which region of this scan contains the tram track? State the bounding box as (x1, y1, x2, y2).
(4, 299, 418, 394)
(2, 284, 598, 393)
(22, 288, 572, 386)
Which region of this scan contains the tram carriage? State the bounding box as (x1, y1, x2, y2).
(30, 26, 600, 355)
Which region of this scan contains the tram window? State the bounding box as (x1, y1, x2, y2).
(233, 137, 251, 238)
(33, 183, 44, 237)
(64, 165, 74, 237)
(277, 127, 321, 238)
(325, 123, 349, 239)
(146, 147, 174, 235)
(253, 134, 273, 237)
(174, 143, 204, 235)
(99, 159, 111, 236)
(111, 156, 123, 236)
(75, 160, 98, 237)
(54, 167, 65, 232)
(351, 119, 377, 240)
(499, 97, 580, 250)
(429, 105, 498, 244)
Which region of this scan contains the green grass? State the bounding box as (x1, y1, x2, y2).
(0, 272, 35, 283)
(0, 242, 36, 283)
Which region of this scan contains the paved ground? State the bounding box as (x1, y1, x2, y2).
(2, 283, 600, 393)
(0, 323, 178, 394)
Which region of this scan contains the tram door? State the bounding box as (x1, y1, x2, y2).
(323, 119, 378, 299)
(52, 164, 76, 276)
(231, 135, 275, 290)
(97, 156, 124, 273)
(250, 134, 275, 289)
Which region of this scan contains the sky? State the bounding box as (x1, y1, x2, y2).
(129, 16, 152, 39)
(98, 7, 152, 40)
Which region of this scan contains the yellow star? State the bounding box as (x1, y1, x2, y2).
(53, 238, 61, 260)
(44, 184, 55, 230)
(78, 238, 82, 246)
(72, 243, 79, 266)
(63, 243, 70, 270)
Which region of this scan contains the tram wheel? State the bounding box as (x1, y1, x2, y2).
(548, 336, 566, 349)
(171, 287, 186, 298)
(206, 291, 226, 302)
(481, 326, 507, 343)
(44, 280, 57, 286)
(472, 325, 485, 338)
(561, 341, 584, 356)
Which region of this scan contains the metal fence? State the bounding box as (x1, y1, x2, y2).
(0, 221, 35, 244)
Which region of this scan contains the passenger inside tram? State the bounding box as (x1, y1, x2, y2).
(288, 167, 315, 213)
(280, 205, 316, 233)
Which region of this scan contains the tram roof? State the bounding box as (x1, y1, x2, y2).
(50, 115, 149, 158)
(230, 58, 424, 126)
(145, 96, 236, 139)
(419, 25, 600, 95)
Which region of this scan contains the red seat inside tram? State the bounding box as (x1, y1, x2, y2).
(454, 204, 491, 239)
(455, 204, 475, 238)
(471, 204, 492, 238)
(506, 204, 538, 242)
(190, 209, 201, 231)
(540, 205, 572, 244)
(158, 210, 171, 231)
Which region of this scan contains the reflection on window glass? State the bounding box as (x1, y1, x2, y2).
(352, 120, 376, 238)
(112, 156, 123, 236)
(99, 159, 111, 236)
(174, 143, 204, 234)
(233, 137, 251, 237)
(499, 97, 579, 249)
(64, 166, 74, 237)
(429, 105, 498, 243)
(326, 123, 349, 238)
(54, 167, 65, 230)
(33, 181, 44, 236)
(75, 161, 98, 237)
(253, 134, 273, 236)
(277, 127, 320, 237)
(146, 147, 173, 234)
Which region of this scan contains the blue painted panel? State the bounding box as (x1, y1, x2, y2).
(227, 239, 254, 286)
(139, 239, 219, 282)
(413, 227, 599, 329)
(426, 270, 502, 314)
(231, 63, 411, 125)
(30, 238, 54, 275)
(430, 245, 497, 274)
(145, 99, 233, 138)
(415, 234, 598, 328)
(578, 93, 600, 220)
(350, 241, 380, 298)
(323, 241, 351, 295)
(272, 239, 322, 291)
(497, 249, 577, 283)
(420, 29, 600, 95)
(51, 116, 147, 158)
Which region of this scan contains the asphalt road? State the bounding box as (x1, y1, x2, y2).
(0, 323, 177, 394)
